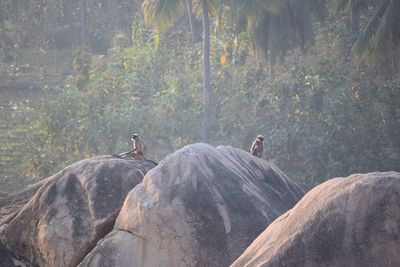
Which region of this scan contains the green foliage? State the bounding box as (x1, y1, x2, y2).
(142, 0, 185, 29)
(353, 0, 400, 65)
(1, 1, 400, 193)
(16, 25, 204, 180)
(225, 0, 316, 73)
(336, 0, 400, 75)
(72, 46, 91, 89)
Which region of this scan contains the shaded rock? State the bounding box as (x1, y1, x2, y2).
(231, 171, 400, 267)
(0, 242, 18, 266)
(0, 156, 156, 267)
(0, 180, 47, 226)
(0, 243, 28, 267)
(80, 144, 303, 267)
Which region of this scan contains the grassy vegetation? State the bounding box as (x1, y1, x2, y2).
(0, 89, 41, 192)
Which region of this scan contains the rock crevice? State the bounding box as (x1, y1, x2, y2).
(79, 144, 304, 267)
(0, 157, 156, 267)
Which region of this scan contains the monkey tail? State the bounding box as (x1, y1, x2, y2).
(113, 149, 135, 159)
(111, 153, 157, 165)
(143, 157, 158, 165)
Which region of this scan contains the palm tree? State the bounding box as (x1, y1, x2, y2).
(226, 0, 317, 79)
(338, 0, 400, 73)
(185, 0, 201, 43)
(352, 0, 400, 72)
(336, 0, 370, 93)
(337, 0, 370, 41)
(0, 6, 14, 62)
(200, 0, 213, 141)
(142, 0, 215, 141)
(80, 0, 89, 47)
(338, 0, 399, 152)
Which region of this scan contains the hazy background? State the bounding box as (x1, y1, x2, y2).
(0, 0, 399, 192)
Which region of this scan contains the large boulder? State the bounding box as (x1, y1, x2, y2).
(231, 171, 400, 267)
(0, 242, 17, 266)
(0, 157, 156, 267)
(79, 144, 304, 267)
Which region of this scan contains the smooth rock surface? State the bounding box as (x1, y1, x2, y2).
(231, 171, 400, 267)
(0, 156, 156, 267)
(80, 144, 303, 267)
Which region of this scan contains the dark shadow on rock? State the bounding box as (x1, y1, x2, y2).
(0, 156, 156, 267)
(80, 144, 304, 267)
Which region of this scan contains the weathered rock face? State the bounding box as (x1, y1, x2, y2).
(231, 171, 400, 267)
(0, 157, 156, 267)
(0, 242, 16, 266)
(80, 144, 304, 267)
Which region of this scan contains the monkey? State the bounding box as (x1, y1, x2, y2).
(116, 134, 146, 159)
(130, 133, 147, 159)
(250, 135, 264, 158)
(114, 134, 158, 164)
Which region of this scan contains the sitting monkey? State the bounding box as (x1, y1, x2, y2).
(114, 134, 157, 164)
(250, 135, 264, 158)
(117, 134, 146, 160)
(129, 133, 146, 159)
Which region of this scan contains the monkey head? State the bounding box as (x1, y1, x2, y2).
(257, 135, 264, 142)
(131, 134, 140, 140)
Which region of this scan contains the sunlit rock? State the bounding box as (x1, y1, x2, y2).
(231, 171, 400, 267)
(80, 144, 303, 267)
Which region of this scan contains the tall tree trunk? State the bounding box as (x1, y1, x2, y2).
(389, 40, 399, 77)
(80, 0, 89, 47)
(0, 7, 14, 63)
(201, 0, 212, 142)
(268, 47, 276, 81)
(350, 5, 361, 99)
(350, 5, 359, 43)
(185, 0, 200, 43)
(268, 15, 277, 81)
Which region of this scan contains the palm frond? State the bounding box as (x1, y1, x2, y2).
(392, 0, 400, 44)
(371, 1, 394, 56)
(336, 0, 371, 13)
(308, 0, 328, 22)
(142, 0, 185, 30)
(293, 0, 315, 51)
(255, 0, 285, 15)
(352, 0, 390, 56)
(336, 0, 350, 12)
(208, 0, 219, 17)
